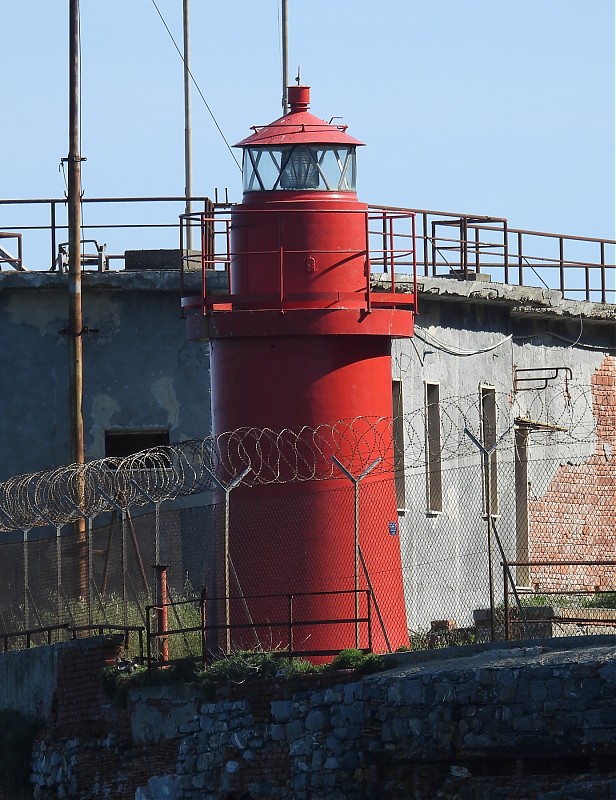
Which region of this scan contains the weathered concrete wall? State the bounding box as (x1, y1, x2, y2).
(0, 643, 58, 720)
(23, 635, 616, 800)
(387, 275, 615, 630)
(0, 269, 214, 481)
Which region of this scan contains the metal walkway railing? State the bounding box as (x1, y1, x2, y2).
(0, 196, 613, 302)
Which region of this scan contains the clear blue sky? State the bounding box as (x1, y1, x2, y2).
(3, 1, 615, 254)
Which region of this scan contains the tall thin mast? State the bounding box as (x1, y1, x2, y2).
(183, 0, 193, 249)
(281, 0, 289, 113)
(68, 0, 87, 598)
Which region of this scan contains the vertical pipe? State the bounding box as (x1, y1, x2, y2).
(431, 221, 437, 277)
(183, 0, 193, 251)
(389, 214, 395, 286)
(474, 226, 480, 275)
(154, 502, 161, 571)
(87, 516, 93, 624)
(381, 213, 388, 274)
(155, 565, 169, 662)
(559, 236, 565, 295)
(364, 211, 371, 312)
(68, 0, 87, 600)
(517, 231, 524, 286)
(201, 215, 207, 312)
(121, 511, 128, 628)
(281, 0, 289, 113)
(600, 241, 606, 304)
(504, 568, 510, 641)
(50, 201, 57, 270)
(503, 221, 509, 285)
(485, 451, 495, 642)
(179, 216, 185, 310)
(460, 218, 468, 277)
(422, 212, 429, 277)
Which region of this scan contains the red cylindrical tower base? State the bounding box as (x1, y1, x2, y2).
(209, 334, 408, 656)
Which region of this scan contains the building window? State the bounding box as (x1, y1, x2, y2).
(480, 385, 498, 515)
(392, 380, 406, 510)
(105, 429, 170, 463)
(425, 383, 442, 513)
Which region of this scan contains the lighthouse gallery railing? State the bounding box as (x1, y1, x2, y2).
(179, 207, 417, 316)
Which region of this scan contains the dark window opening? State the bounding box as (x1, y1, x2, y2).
(105, 429, 170, 459)
(481, 386, 498, 515)
(392, 380, 406, 509)
(425, 383, 443, 512)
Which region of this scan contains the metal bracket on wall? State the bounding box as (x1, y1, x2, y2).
(513, 366, 573, 392)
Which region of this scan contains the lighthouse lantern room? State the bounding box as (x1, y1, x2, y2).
(182, 86, 416, 657)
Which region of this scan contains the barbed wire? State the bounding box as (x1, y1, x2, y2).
(0, 384, 604, 533)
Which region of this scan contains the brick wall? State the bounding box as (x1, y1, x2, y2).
(529, 356, 616, 591)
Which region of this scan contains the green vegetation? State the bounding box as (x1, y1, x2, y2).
(509, 593, 616, 610)
(101, 647, 388, 705)
(582, 592, 616, 609)
(324, 648, 386, 674)
(0, 709, 43, 798)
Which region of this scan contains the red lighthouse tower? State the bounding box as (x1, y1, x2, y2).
(183, 86, 416, 656)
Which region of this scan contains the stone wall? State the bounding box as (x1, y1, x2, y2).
(20, 635, 616, 799)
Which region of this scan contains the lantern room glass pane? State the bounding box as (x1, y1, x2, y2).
(242, 146, 357, 192)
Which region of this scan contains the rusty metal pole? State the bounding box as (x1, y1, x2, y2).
(155, 564, 169, 662)
(68, 0, 87, 599)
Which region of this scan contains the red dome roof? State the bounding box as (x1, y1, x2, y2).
(234, 86, 364, 148)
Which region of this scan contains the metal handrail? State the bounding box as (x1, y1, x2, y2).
(179, 207, 417, 316)
(145, 588, 373, 668)
(502, 560, 616, 640)
(0, 195, 217, 272)
(1, 196, 612, 302)
(372, 204, 615, 303)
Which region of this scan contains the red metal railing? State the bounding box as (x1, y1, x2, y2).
(179, 207, 417, 316)
(378, 205, 615, 303)
(0, 231, 23, 270)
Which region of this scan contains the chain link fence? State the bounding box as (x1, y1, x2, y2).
(0, 443, 612, 656)
(0, 379, 612, 655)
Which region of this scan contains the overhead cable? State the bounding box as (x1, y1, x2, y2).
(149, 0, 242, 171)
(414, 326, 512, 357)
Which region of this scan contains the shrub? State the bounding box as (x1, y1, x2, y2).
(325, 648, 386, 675)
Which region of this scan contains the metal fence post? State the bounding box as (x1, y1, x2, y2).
(463, 427, 506, 641)
(464, 425, 527, 643)
(23, 529, 30, 630)
(203, 466, 251, 654)
(332, 456, 381, 648)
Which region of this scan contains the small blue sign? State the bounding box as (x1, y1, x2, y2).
(388, 521, 398, 536)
